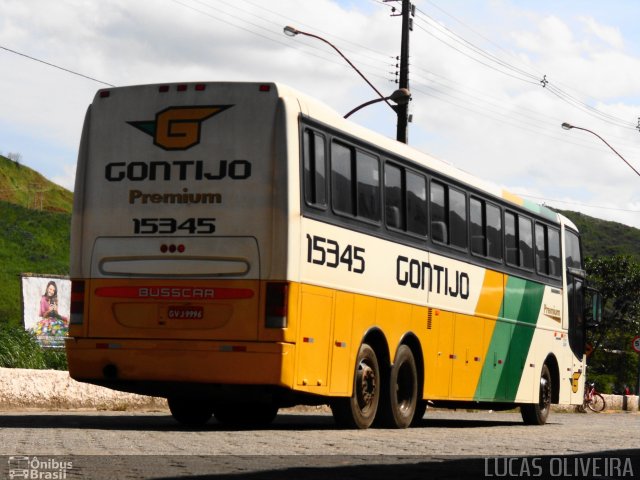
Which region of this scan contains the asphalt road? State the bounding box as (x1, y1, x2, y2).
(0, 409, 638, 479)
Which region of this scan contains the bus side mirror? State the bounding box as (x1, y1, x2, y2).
(585, 287, 602, 328)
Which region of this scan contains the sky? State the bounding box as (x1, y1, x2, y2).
(1, 0, 639, 228)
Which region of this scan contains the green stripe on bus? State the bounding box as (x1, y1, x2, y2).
(475, 277, 545, 401)
(522, 199, 558, 222)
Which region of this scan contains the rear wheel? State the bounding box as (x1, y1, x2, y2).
(587, 393, 606, 412)
(331, 343, 380, 429)
(213, 402, 279, 427)
(378, 344, 418, 428)
(168, 396, 214, 426)
(521, 364, 552, 425)
(411, 400, 428, 427)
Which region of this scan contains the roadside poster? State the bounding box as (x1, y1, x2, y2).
(20, 274, 71, 348)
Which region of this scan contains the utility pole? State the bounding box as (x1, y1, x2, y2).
(394, 0, 413, 144)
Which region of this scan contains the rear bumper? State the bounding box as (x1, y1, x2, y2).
(65, 337, 295, 397)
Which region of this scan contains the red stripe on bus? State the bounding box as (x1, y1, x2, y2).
(94, 286, 254, 300)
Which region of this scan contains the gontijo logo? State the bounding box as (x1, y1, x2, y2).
(128, 105, 232, 151)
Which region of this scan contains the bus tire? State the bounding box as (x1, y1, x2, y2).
(331, 343, 380, 429)
(378, 344, 418, 428)
(521, 364, 552, 425)
(168, 396, 214, 426)
(411, 400, 428, 427)
(213, 402, 279, 427)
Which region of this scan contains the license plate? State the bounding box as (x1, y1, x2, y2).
(167, 306, 204, 319)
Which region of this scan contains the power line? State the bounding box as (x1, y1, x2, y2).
(170, 0, 392, 83)
(237, 0, 394, 63)
(0, 45, 115, 87)
(412, 5, 637, 131)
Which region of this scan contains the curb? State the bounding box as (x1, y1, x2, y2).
(1, 368, 638, 412)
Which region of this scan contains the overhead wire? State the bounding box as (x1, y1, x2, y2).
(423, 0, 637, 125)
(170, 0, 393, 85)
(0, 45, 115, 87)
(413, 3, 638, 131)
(237, 0, 395, 64)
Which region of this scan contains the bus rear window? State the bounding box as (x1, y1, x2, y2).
(303, 129, 327, 208)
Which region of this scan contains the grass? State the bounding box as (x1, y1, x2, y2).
(0, 323, 67, 370)
(0, 201, 71, 323)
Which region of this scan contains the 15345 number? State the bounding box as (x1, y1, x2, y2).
(133, 218, 216, 235)
(306, 234, 365, 274)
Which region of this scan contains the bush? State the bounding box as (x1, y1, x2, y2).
(0, 323, 67, 370)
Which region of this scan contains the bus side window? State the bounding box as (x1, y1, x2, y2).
(430, 180, 466, 250)
(505, 211, 518, 266)
(303, 129, 327, 208)
(470, 197, 485, 256)
(331, 141, 354, 216)
(535, 223, 561, 277)
(471, 198, 502, 261)
(430, 181, 447, 244)
(384, 163, 403, 230)
(385, 164, 427, 237)
(535, 223, 547, 275)
(356, 150, 380, 222)
(406, 170, 427, 236)
(449, 187, 467, 250)
(548, 228, 561, 277)
(486, 203, 502, 261)
(565, 230, 583, 270)
(518, 216, 534, 270)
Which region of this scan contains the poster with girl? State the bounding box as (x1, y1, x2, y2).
(21, 274, 70, 348)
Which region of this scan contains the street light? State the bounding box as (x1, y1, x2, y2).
(344, 88, 411, 119)
(284, 25, 407, 140)
(561, 122, 640, 178)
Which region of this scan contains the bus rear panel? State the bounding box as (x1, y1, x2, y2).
(66, 82, 296, 399)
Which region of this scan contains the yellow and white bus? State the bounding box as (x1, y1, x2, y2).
(66, 82, 597, 428)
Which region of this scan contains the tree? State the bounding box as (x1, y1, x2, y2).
(7, 151, 22, 166)
(585, 255, 640, 392)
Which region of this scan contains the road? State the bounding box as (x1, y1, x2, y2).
(0, 409, 638, 479)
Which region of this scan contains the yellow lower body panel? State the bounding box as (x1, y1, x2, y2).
(65, 337, 295, 389)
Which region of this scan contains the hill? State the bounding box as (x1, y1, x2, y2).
(0, 154, 73, 212)
(0, 155, 71, 324)
(559, 210, 640, 262)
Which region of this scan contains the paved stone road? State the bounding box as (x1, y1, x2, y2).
(0, 409, 638, 479)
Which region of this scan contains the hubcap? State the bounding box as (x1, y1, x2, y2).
(356, 361, 376, 411)
(540, 376, 551, 411)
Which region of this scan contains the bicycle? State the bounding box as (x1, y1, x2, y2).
(583, 382, 606, 412)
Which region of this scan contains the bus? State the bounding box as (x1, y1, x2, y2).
(66, 81, 598, 428)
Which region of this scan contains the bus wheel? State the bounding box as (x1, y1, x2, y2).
(213, 402, 279, 427)
(168, 396, 214, 426)
(331, 343, 380, 429)
(521, 364, 552, 425)
(411, 400, 428, 427)
(378, 344, 418, 428)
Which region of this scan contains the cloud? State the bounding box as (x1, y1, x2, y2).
(0, 0, 638, 228)
(579, 16, 624, 49)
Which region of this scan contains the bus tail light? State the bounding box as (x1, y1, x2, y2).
(265, 282, 288, 328)
(70, 280, 86, 325)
